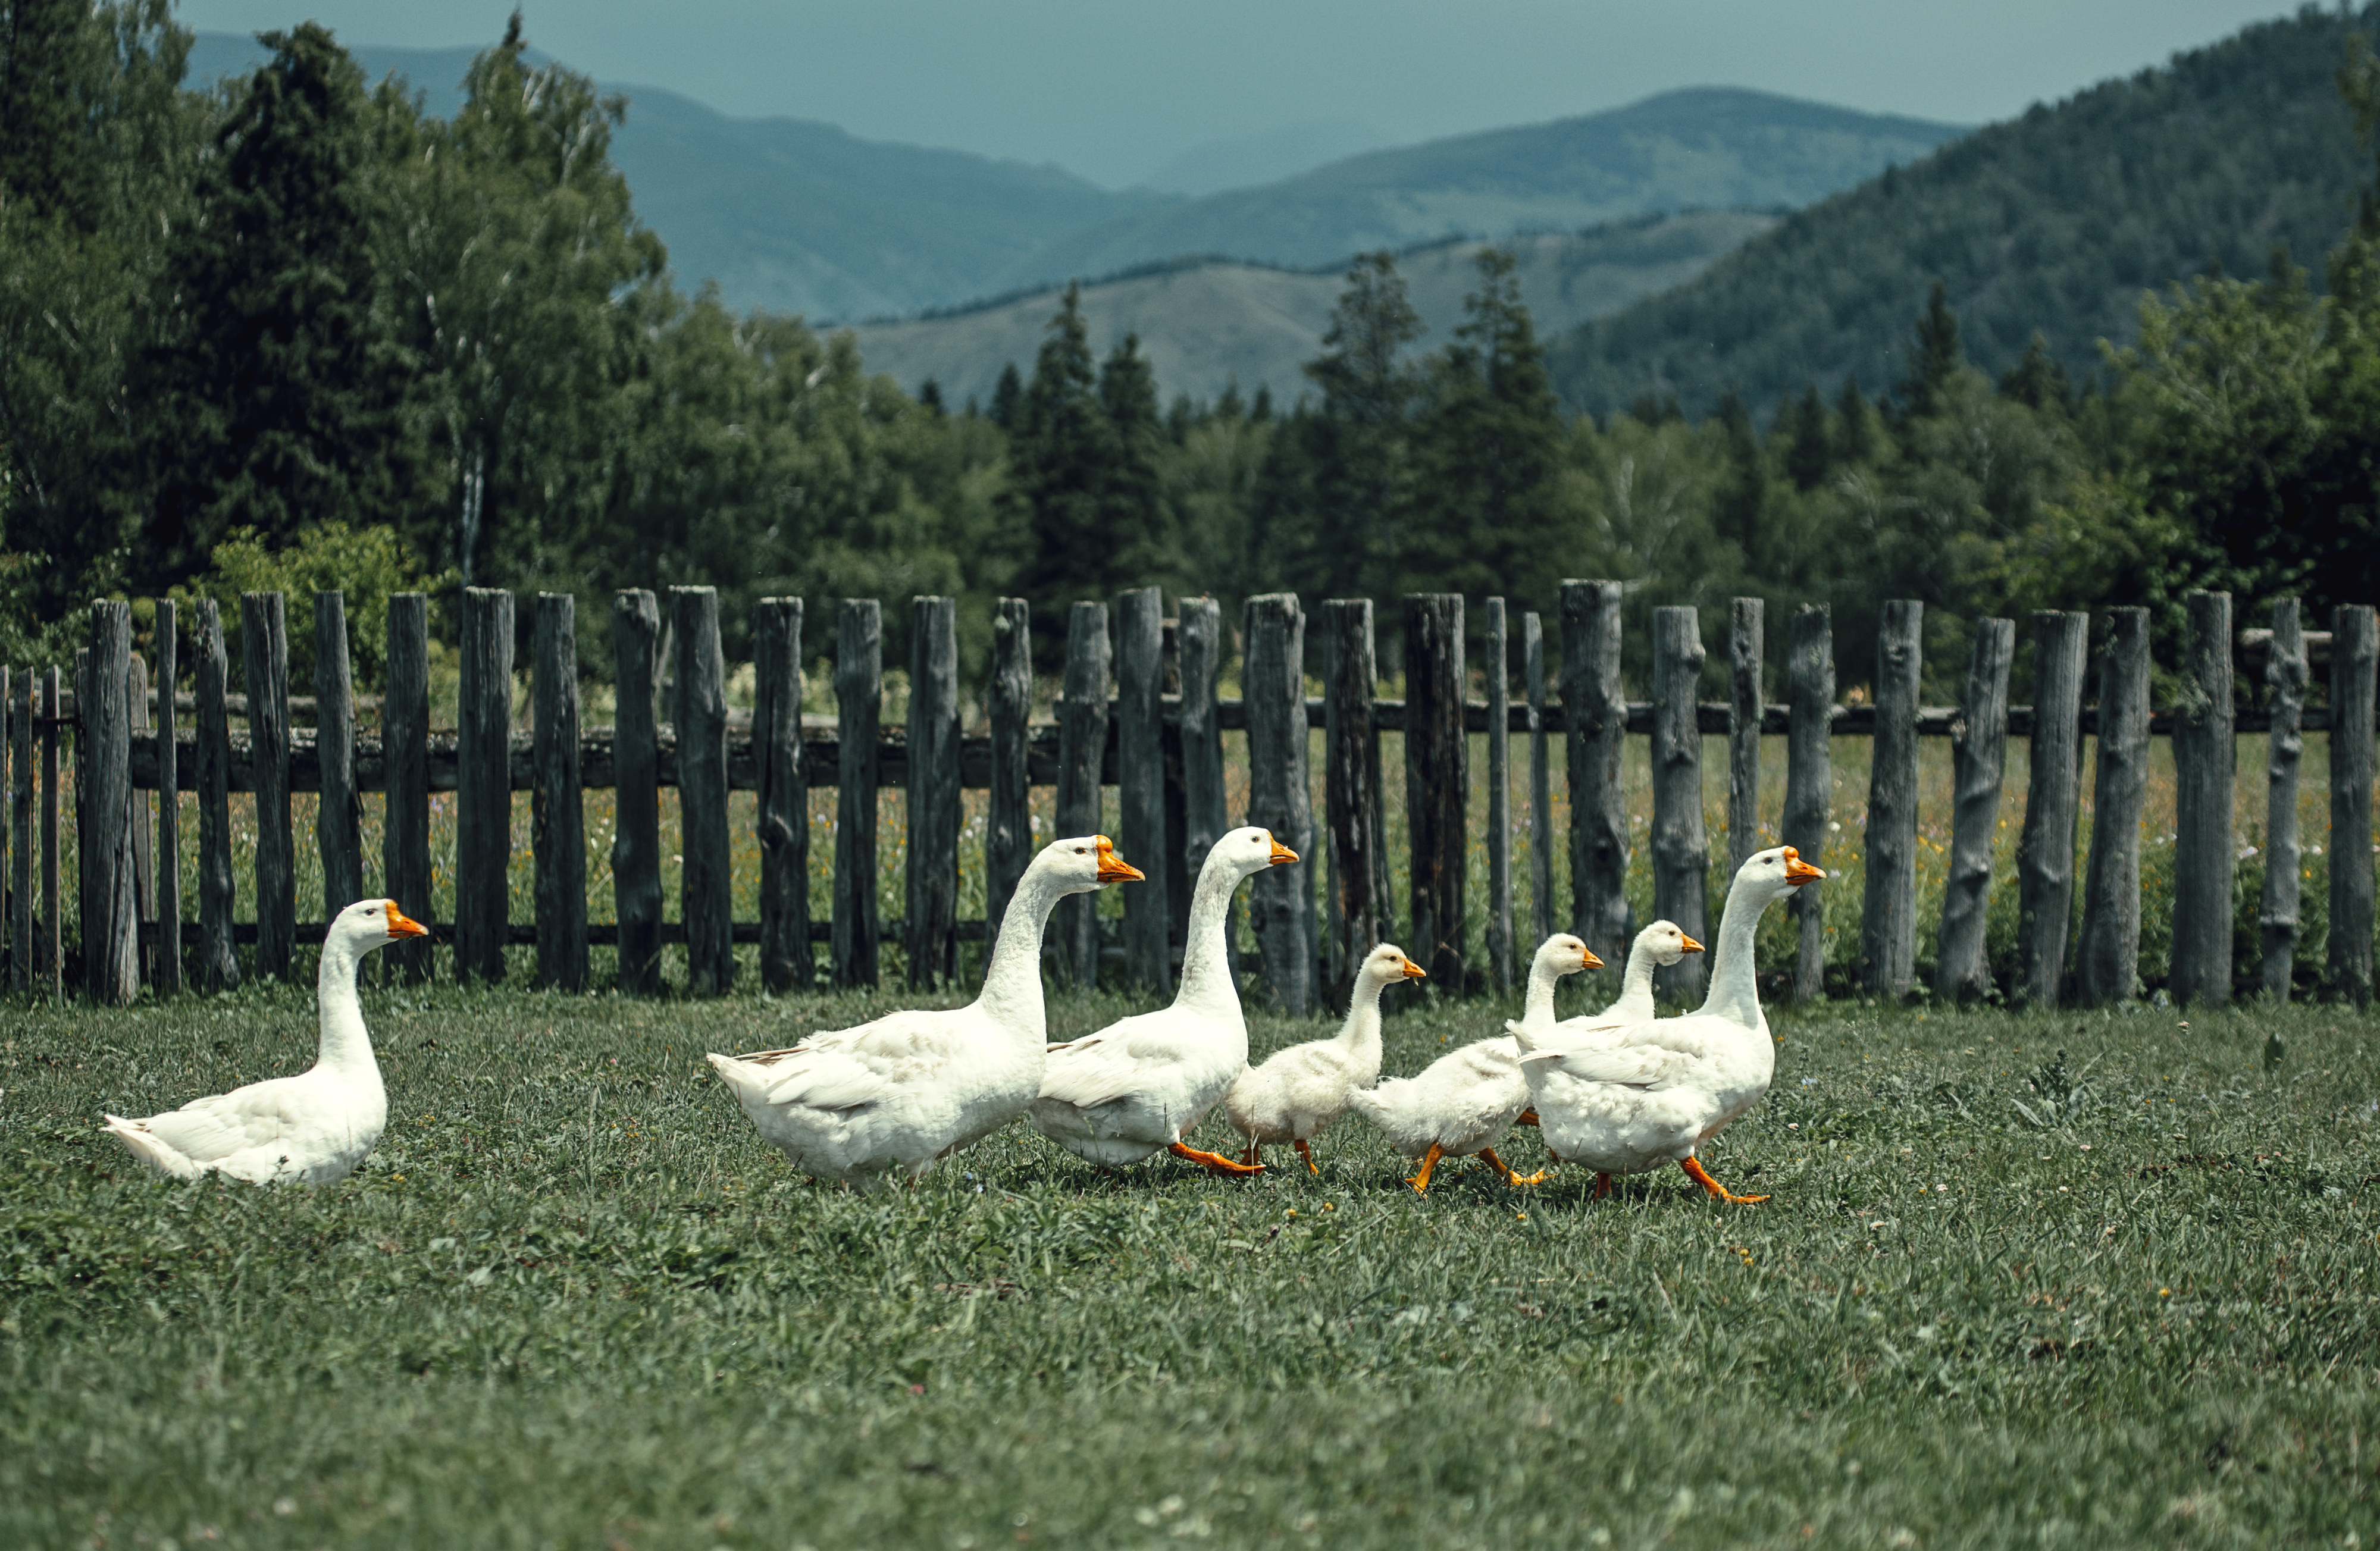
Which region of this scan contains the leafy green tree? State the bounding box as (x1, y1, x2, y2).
(140, 22, 420, 584)
(0, 0, 193, 622)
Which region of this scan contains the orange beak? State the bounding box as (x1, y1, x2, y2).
(1399, 957, 1428, 979)
(1678, 933, 1705, 955)
(1580, 948, 1605, 969)
(1783, 847, 1826, 885)
(383, 901, 430, 939)
(1094, 836, 1145, 885)
(1269, 838, 1299, 866)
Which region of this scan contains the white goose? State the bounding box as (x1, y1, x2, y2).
(1349, 933, 1600, 1193)
(102, 899, 428, 1185)
(1030, 826, 1295, 1175)
(709, 835, 1141, 1190)
(1226, 941, 1426, 1173)
(1517, 845, 1822, 1204)
(1549, 920, 1702, 1038)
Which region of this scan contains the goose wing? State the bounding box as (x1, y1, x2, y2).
(1039, 1008, 1200, 1110)
(759, 1006, 973, 1107)
(120, 1075, 326, 1167)
(1515, 1015, 1727, 1090)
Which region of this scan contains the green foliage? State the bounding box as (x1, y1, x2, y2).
(140, 22, 423, 582)
(4, 992, 2376, 1545)
(169, 521, 454, 689)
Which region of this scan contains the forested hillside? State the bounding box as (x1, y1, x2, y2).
(1010, 88, 1962, 287)
(1552, 5, 2380, 418)
(853, 213, 1774, 405)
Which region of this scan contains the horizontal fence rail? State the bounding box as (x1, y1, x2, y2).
(10, 584, 2378, 1013)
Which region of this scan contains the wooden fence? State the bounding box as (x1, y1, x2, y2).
(11, 584, 2379, 1013)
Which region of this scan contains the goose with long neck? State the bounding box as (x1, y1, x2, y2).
(102, 899, 428, 1185)
(709, 835, 1141, 1190)
(1031, 826, 1295, 1174)
(1519, 845, 1823, 1204)
(1537, 921, 1702, 1042)
(1226, 941, 1426, 1173)
(1350, 934, 1600, 1193)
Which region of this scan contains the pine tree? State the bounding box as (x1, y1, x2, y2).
(1302, 250, 1423, 600)
(1834, 377, 1879, 465)
(1005, 284, 1111, 650)
(1998, 333, 2071, 411)
(1896, 281, 1964, 421)
(1713, 388, 1765, 565)
(1781, 382, 1831, 490)
(1097, 331, 1173, 581)
(142, 21, 419, 581)
(988, 362, 1022, 431)
(1413, 247, 1565, 600)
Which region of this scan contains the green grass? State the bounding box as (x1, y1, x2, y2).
(4, 983, 2378, 1549)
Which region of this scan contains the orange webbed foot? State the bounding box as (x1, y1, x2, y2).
(1680, 1156, 1767, 1204)
(1404, 1142, 1445, 1195)
(1477, 1147, 1546, 1187)
(1515, 1108, 1542, 1127)
(1171, 1141, 1264, 1176)
(1294, 1138, 1320, 1177)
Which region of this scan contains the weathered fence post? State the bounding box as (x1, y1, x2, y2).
(1246, 593, 1314, 1013)
(907, 596, 962, 989)
(129, 656, 152, 983)
(611, 590, 663, 993)
(73, 649, 87, 988)
(984, 599, 1032, 961)
(1485, 597, 1514, 992)
(2016, 612, 2088, 1005)
(1651, 606, 1709, 1005)
(2259, 600, 2307, 1002)
(455, 586, 513, 985)
(1406, 594, 1468, 991)
(1525, 612, 1554, 944)
(1936, 618, 2015, 1001)
(383, 594, 432, 983)
(1117, 586, 1170, 994)
(10, 668, 26, 993)
(1054, 601, 1108, 989)
(312, 591, 363, 920)
(2331, 604, 2377, 1006)
(832, 599, 882, 988)
(2169, 590, 2235, 1008)
(1322, 599, 1385, 1004)
(42, 665, 58, 1001)
(1783, 606, 1833, 1002)
(674, 586, 732, 996)
(754, 597, 809, 993)
(193, 603, 236, 990)
(0, 668, 7, 986)
(240, 592, 294, 980)
(83, 602, 137, 1004)
(1728, 597, 1764, 873)
(1178, 598, 1229, 977)
(1562, 579, 1631, 964)
(2076, 608, 2150, 1005)
(533, 593, 587, 991)
(1861, 599, 1922, 999)
(152, 606, 180, 996)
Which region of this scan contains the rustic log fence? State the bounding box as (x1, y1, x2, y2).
(10, 584, 2380, 1011)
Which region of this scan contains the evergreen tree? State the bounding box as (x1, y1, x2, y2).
(1097, 331, 1174, 582)
(1413, 247, 1565, 601)
(1299, 250, 1423, 600)
(142, 22, 418, 583)
(1005, 284, 1111, 650)
(1712, 388, 1765, 564)
(916, 377, 945, 415)
(1834, 377, 1879, 465)
(1781, 382, 1831, 491)
(987, 362, 1022, 431)
(1998, 332, 2071, 411)
(1896, 281, 1963, 421)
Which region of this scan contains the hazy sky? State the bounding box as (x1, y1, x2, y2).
(178, 0, 2307, 188)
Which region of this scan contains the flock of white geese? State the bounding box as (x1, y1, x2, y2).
(99, 829, 1823, 1204)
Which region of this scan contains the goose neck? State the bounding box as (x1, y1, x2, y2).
(1517, 957, 1566, 1030)
(976, 865, 1070, 1033)
(1337, 972, 1388, 1058)
(1175, 858, 1255, 1013)
(315, 935, 375, 1070)
(1698, 876, 1777, 1024)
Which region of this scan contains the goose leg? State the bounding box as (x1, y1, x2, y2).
(1240, 1139, 1261, 1168)
(1477, 1147, 1547, 1187)
(1405, 1142, 1445, 1195)
(1170, 1141, 1264, 1176)
(1680, 1156, 1768, 1205)
(1515, 1109, 1542, 1127)
(1293, 1138, 1319, 1177)
(1593, 1172, 1612, 1201)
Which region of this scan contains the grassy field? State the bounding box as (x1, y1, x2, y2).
(4, 977, 2377, 1549)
